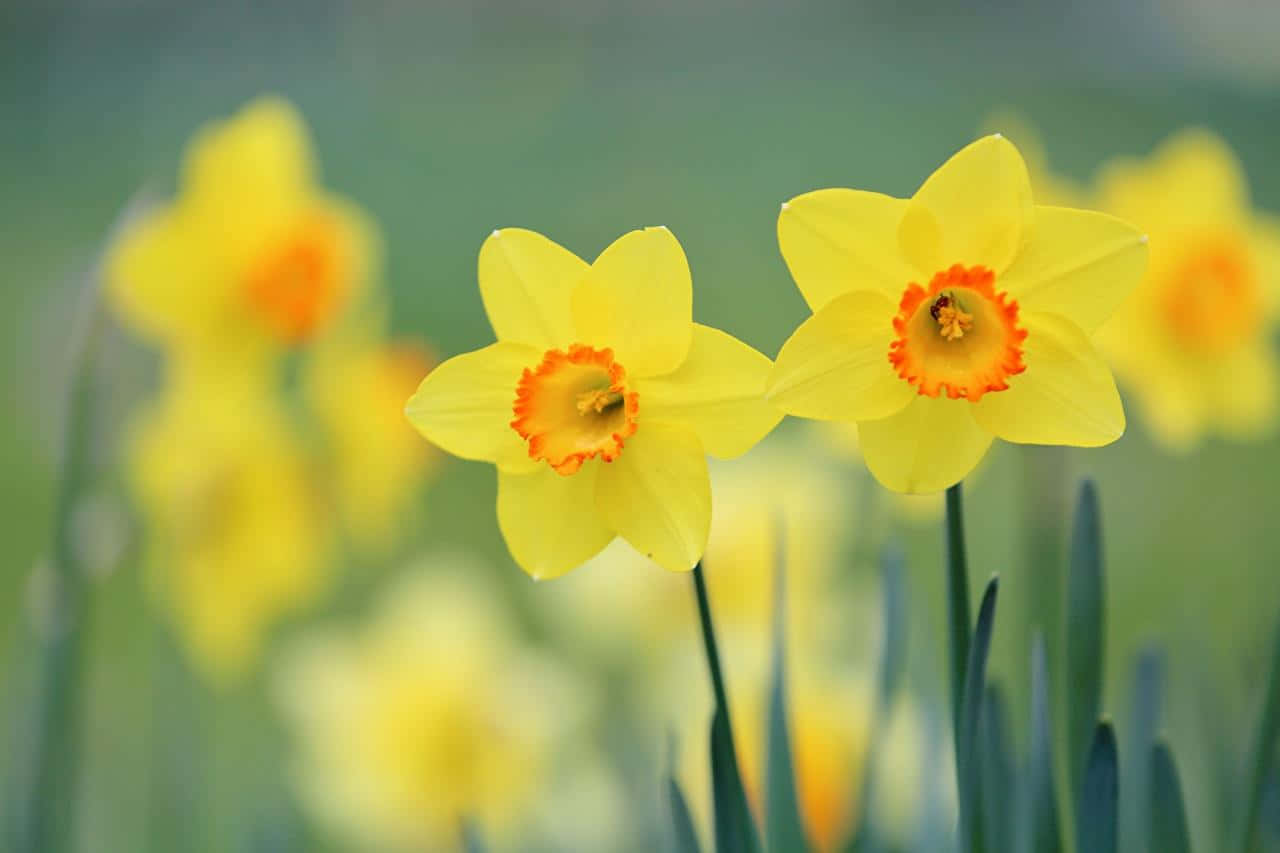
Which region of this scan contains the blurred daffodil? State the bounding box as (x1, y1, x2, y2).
(107, 96, 377, 363)
(767, 135, 1147, 493)
(304, 330, 438, 553)
(405, 226, 781, 577)
(276, 560, 598, 850)
(1096, 130, 1280, 450)
(128, 373, 328, 683)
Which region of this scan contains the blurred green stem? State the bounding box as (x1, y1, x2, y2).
(945, 483, 972, 748)
(19, 304, 106, 853)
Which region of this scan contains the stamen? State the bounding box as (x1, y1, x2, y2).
(576, 388, 624, 416)
(931, 293, 974, 341)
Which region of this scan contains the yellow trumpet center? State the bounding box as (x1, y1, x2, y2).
(511, 345, 640, 476)
(1162, 234, 1261, 353)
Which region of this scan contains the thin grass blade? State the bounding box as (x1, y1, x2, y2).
(1150, 740, 1191, 853)
(668, 777, 703, 853)
(711, 705, 763, 853)
(1122, 648, 1164, 853)
(1076, 721, 1119, 853)
(980, 683, 1014, 853)
(765, 517, 807, 853)
(958, 576, 998, 853)
(944, 484, 973, 749)
(1240, 613, 1280, 852)
(1067, 480, 1106, 809)
(1025, 633, 1062, 853)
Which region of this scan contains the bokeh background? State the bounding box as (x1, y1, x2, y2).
(4, 0, 1280, 851)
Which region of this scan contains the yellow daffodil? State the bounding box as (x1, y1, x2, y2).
(107, 96, 377, 362)
(128, 372, 328, 683)
(304, 330, 438, 553)
(1095, 129, 1280, 450)
(405, 226, 781, 576)
(767, 135, 1147, 493)
(275, 559, 597, 850)
(979, 112, 1086, 207)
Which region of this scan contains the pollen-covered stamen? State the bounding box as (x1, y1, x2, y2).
(888, 264, 1027, 402)
(930, 292, 974, 341)
(511, 345, 640, 476)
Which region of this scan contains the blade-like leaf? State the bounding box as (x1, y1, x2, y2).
(1077, 721, 1119, 853)
(944, 484, 973, 748)
(1240, 614, 1280, 852)
(1150, 741, 1191, 853)
(958, 576, 998, 853)
(668, 777, 703, 853)
(1025, 633, 1062, 853)
(460, 818, 486, 853)
(1122, 648, 1165, 853)
(877, 544, 909, 711)
(980, 683, 1014, 853)
(711, 705, 763, 853)
(1067, 480, 1106, 808)
(765, 517, 807, 853)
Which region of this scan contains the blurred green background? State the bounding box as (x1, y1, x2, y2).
(3, 0, 1280, 850)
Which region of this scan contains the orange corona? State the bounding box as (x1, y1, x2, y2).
(888, 264, 1027, 401)
(511, 344, 640, 475)
(244, 215, 345, 343)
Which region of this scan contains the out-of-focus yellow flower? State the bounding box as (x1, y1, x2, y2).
(767, 135, 1147, 493)
(128, 372, 328, 683)
(1096, 129, 1280, 450)
(275, 560, 597, 851)
(540, 435, 854, 668)
(304, 329, 439, 553)
(405, 227, 781, 577)
(107, 96, 377, 362)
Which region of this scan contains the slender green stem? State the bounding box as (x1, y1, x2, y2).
(945, 482, 973, 747)
(20, 307, 105, 853)
(693, 562, 731, 715)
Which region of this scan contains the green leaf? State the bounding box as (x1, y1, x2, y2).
(944, 484, 973, 749)
(667, 777, 703, 853)
(979, 683, 1014, 853)
(877, 544, 909, 711)
(1026, 633, 1062, 853)
(1067, 480, 1106, 808)
(1076, 721, 1118, 853)
(765, 520, 807, 853)
(711, 705, 763, 853)
(957, 576, 998, 853)
(1122, 648, 1165, 853)
(1150, 740, 1192, 853)
(1240, 614, 1280, 852)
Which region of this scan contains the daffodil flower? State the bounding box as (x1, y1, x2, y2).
(1096, 130, 1280, 450)
(107, 97, 377, 361)
(405, 226, 781, 577)
(767, 135, 1147, 493)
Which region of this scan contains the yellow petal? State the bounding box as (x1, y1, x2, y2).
(571, 227, 692, 377)
(404, 342, 541, 473)
(971, 312, 1124, 446)
(1001, 206, 1147, 334)
(766, 290, 916, 422)
(595, 423, 710, 572)
(478, 228, 589, 349)
(857, 396, 994, 494)
(635, 325, 782, 459)
(908, 135, 1034, 274)
(777, 189, 914, 310)
(497, 466, 614, 579)
(181, 97, 315, 249)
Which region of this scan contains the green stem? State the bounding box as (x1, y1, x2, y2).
(20, 306, 105, 853)
(692, 562, 731, 715)
(945, 482, 973, 748)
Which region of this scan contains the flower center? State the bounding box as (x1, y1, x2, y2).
(888, 264, 1027, 401)
(244, 214, 345, 343)
(510, 344, 640, 475)
(1162, 234, 1261, 353)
